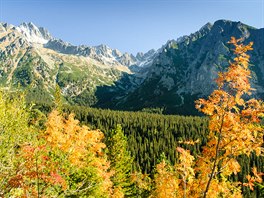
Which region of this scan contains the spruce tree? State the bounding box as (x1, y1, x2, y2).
(54, 84, 63, 112)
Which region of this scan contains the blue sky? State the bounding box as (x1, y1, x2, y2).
(0, 0, 263, 54)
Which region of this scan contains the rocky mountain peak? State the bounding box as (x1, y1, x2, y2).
(208, 19, 255, 41)
(0, 22, 15, 32)
(16, 22, 53, 44)
(45, 39, 156, 68)
(213, 19, 246, 28)
(112, 49, 123, 57)
(95, 44, 114, 57)
(199, 22, 213, 32)
(176, 22, 212, 45)
(136, 49, 156, 60)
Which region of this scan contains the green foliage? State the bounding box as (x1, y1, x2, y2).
(26, 83, 53, 105)
(68, 89, 98, 107)
(14, 65, 33, 86)
(13, 56, 34, 86)
(0, 90, 34, 195)
(57, 63, 87, 86)
(64, 163, 109, 198)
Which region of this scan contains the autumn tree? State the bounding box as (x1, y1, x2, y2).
(0, 92, 66, 197)
(3, 104, 114, 197)
(194, 37, 264, 197)
(151, 146, 195, 198)
(44, 110, 113, 197)
(151, 160, 179, 198)
(8, 144, 67, 197)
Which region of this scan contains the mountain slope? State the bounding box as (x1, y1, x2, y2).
(0, 22, 133, 105)
(0, 20, 263, 115)
(113, 20, 264, 114)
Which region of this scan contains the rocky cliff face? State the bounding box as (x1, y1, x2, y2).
(0, 20, 263, 115)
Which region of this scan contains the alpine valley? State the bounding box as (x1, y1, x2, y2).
(0, 20, 263, 115)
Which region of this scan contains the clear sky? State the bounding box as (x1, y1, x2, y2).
(0, 0, 263, 54)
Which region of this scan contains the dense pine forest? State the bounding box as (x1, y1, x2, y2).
(65, 106, 209, 173)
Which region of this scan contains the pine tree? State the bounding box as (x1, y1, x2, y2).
(107, 124, 134, 197)
(53, 84, 63, 112)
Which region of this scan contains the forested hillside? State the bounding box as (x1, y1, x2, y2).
(65, 106, 209, 173)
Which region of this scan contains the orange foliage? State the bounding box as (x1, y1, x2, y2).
(243, 167, 263, 190)
(195, 37, 264, 197)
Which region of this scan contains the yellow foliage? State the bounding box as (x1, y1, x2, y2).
(151, 160, 179, 198)
(112, 186, 125, 198)
(45, 110, 106, 166)
(45, 110, 113, 196)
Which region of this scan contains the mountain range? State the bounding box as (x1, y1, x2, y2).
(0, 20, 263, 115)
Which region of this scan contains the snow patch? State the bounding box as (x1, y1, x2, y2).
(16, 22, 52, 44)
